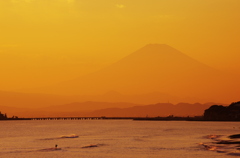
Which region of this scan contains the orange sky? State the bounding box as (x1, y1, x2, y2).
(0, 0, 240, 91)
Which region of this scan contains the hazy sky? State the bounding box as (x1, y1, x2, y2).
(1, 0, 240, 90)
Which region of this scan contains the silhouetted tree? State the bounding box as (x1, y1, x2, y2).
(204, 101, 240, 121)
(0, 111, 7, 120)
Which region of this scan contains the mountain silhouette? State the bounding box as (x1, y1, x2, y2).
(89, 102, 214, 117)
(6, 102, 217, 118)
(22, 44, 237, 103)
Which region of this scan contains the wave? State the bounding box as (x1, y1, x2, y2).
(60, 134, 79, 138)
(203, 134, 222, 140)
(39, 134, 79, 140)
(200, 133, 240, 156)
(38, 147, 62, 152)
(81, 144, 98, 148)
(227, 152, 240, 156)
(1, 143, 107, 156)
(81, 143, 106, 149)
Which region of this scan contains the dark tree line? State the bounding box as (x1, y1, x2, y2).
(204, 101, 240, 121)
(0, 111, 7, 120)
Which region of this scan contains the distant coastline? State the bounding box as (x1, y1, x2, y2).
(1, 116, 240, 122)
(1, 101, 240, 121)
(1, 116, 238, 122)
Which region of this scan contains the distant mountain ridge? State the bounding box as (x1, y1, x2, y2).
(0, 90, 203, 108)
(2, 44, 239, 106)
(1, 102, 219, 118)
(24, 44, 223, 97)
(89, 102, 215, 117)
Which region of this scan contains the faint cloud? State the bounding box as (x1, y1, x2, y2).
(25, 0, 34, 2)
(11, 0, 19, 3)
(156, 15, 175, 19)
(0, 44, 20, 48)
(10, 0, 75, 4)
(67, 0, 75, 3)
(116, 4, 125, 9)
(11, 0, 33, 3)
(153, 14, 186, 21)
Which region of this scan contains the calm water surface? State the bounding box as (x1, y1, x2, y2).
(0, 120, 239, 158)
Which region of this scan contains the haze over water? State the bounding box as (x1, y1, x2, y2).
(1, 120, 240, 158)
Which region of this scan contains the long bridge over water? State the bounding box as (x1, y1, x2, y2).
(2, 116, 204, 121)
(30, 117, 135, 120)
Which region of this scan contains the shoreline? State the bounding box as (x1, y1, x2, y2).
(1, 116, 240, 122)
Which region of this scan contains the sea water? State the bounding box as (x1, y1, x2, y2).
(0, 120, 239, 158)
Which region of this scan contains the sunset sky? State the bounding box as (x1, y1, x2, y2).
(0, 0, 240, 91)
